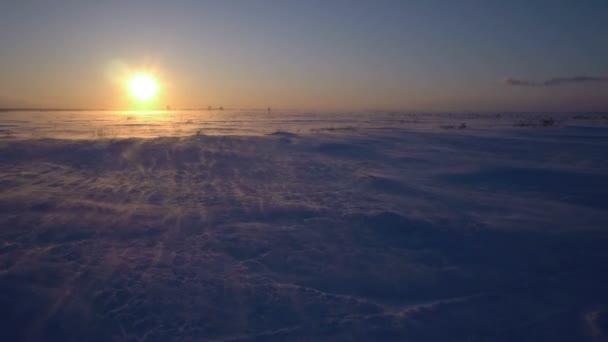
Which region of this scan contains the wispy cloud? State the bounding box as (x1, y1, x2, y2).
(503, 76, 608, 87)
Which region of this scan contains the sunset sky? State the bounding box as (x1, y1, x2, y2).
(1, 0, 607, 111)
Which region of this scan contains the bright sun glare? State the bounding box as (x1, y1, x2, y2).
(128, 74, 158, 102)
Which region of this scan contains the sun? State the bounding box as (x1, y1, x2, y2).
(128, 73, 158, 102)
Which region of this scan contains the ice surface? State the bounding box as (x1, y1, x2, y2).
(0, 111, 607, 341)
(1, 109, 606, 140)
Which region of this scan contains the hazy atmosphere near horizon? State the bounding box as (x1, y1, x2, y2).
(1, 1, 608, 341)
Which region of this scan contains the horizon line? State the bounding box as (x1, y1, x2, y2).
(1, 107, 607, 114)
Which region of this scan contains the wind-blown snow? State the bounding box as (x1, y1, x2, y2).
(1, 111, 607, 341)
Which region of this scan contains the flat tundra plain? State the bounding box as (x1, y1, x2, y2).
(1, 111, 608, 341)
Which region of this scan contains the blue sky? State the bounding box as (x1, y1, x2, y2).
(0, 0, 607, 111)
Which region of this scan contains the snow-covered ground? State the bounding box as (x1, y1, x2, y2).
(1, 110, 608, 341)
(1, 109, 606, 140)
